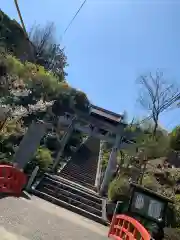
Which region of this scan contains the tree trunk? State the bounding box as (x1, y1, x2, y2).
(152, 115, 158, 137)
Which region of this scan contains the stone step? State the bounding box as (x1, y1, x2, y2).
(45, 174, 98, 197)
(40, 186, 102, 216)
(62, 161, 97, 172)
(32, 188, 108, 225)
(61, 165, 96, 182)
(41, 181, 102, 210)
(84, 138, 100, 154)
(60, 172, 95, 184)
(41, 175, 102, 204)
(60, 168, 95, 184)
(68, 157, 98, 167)
(59, 173, 95, 189)
(62, 162, 98, 176)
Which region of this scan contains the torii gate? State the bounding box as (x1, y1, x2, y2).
(11, 105, 139, 194)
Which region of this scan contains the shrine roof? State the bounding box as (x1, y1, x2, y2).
(90, 104, 123, 123)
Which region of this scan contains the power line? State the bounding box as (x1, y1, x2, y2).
(62, 0, 87, 39)
(14, 0, 87, 46)
(51, 0, 87, 70)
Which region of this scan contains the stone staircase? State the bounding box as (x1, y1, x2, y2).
(59, 137, 100, 190)
(31, 137, 108, 224)
(32, 174, 107, 225)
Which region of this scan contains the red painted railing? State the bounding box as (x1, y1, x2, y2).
(108, 214, 151, 240)
(0, 165, 27, 196)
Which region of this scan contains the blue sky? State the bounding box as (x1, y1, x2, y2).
(1, 0, 180, 131)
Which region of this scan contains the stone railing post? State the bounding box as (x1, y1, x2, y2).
(26, 166, 39, 191)
(95, 140, 104, 191)
(100, 135, 122, 195)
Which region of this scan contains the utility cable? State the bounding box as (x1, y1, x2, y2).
(62, 0, 87, 39)
(49, 0, 87, 70)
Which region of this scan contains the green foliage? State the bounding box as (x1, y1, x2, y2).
(3, 54, 65, 100)
(142, 172, 175, 199)
(108, 176, 130, 201)
(0, 117, 24, 161)
(35, 147, 53, 171)
(169, 126, 180, 151)
(1, 53, 89, 117)
(0, 14, 89, 172)
(166, 169, 180, 184)
(101, 150, 110, 171)
(173, 194, 180, 229)
(0, 53, 89, 113)
(5, 54, 24, 76)
(137, 133, 169, 160)
(122, 120, 170, 161)
(142, 173, 160, 191)
(24, 147, 53, 175)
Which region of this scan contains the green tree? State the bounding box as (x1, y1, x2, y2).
(124, 121, 169, 161)
(169, 126, 180, 151)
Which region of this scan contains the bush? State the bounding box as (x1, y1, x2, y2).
(142, 173, 161, 192)
(108, 176, 130, 202)
(142, 173, 176, 200)
(1, 54, 67, 95)
(174, 194, 180, 228)
(35, 147, 53, 171)
(169, 126, 180, 151)
(6, 54, 24, 77)
(0, 53, 90, 112)
(24, 147, 53, 175)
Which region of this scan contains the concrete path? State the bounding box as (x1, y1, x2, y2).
(0, 194, 108, 240)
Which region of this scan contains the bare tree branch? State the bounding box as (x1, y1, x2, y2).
(137, 71, 179, 136)
(28, 22, 67, 80)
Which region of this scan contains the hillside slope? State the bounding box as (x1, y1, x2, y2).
(0, 10, 32, 61)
